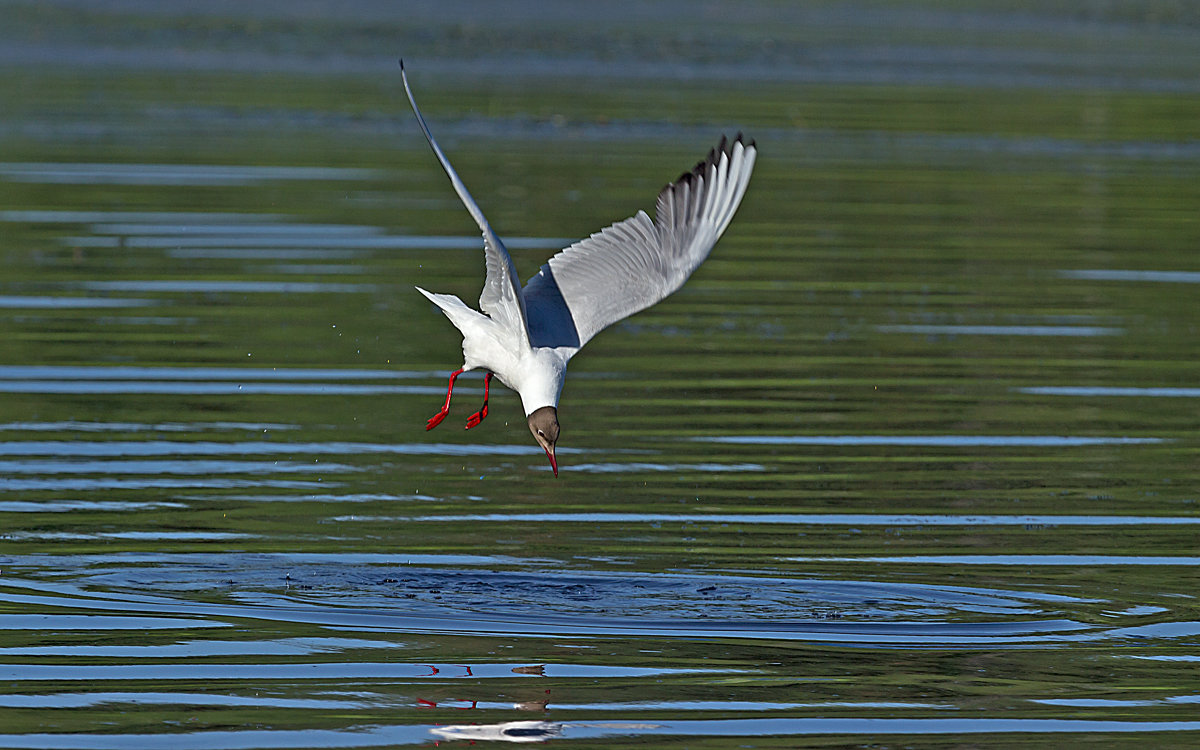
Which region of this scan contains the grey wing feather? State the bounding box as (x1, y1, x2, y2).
(401, 62, 530, 343)
(523, 134, 757, 351)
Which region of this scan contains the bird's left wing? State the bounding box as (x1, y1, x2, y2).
(523, 134, 756, 351)
(401, 62, 530, 344)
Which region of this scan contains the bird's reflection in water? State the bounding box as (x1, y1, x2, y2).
(430, 720, 564, 743)
(429, 720, 659, 743)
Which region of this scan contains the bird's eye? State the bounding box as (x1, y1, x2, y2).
(537, 430, 545, 437)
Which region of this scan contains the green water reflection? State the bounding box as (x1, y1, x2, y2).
(0, 1, 1198, 747)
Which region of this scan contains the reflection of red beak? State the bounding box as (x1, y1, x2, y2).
(545, 446, 558, 477)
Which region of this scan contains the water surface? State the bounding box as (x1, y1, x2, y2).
(1, 1, 1198, 747)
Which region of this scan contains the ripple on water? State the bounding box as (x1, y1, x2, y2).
(0, 366, 431, 380)
(0, 558, 1113, 645)
(77, 281, 373, 294)
(0, 441, 547, 458)
(0, 459, 356, 475)
(790, 554, 1200, 566)
(695, 434, 1166, 447)
(371, 512, 1200, 527)
(1058, 269, 1200, 284)
(0, 717, 1197, 749)
(0, 162, 382, 186)
(0, 296, 157, 309)
(0, 382, 445, 395)
(1019, 386, 1200, 397)
(0, 420, 299, 432)
(0, 365, 468, 397)
(72, 234, 569, 250)
(876, 324, 1124, 336)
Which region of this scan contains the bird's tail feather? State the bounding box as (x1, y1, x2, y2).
(415, 286, 486, 333)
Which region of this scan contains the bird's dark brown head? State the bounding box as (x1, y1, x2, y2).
(526, 406, 559, 477)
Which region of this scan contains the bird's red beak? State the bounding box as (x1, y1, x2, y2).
(545, 446, 558, 477)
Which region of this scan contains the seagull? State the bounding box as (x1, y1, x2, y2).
(401, 61, 756, 477)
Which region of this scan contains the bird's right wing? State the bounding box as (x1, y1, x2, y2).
(522, 134, 756, 351)
(401, 61, 530, 345)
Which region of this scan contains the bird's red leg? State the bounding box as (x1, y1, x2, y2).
(465, 372, 492, 429)
(425, 368, 464, 431)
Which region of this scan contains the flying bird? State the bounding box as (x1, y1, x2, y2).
(401, 61, 756, 476)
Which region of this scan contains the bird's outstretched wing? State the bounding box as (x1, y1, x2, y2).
(522, 134, 756, 351)
(401, 61, 530, 344)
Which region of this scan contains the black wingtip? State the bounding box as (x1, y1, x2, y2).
(724, 132, 756, 153)
(398, 58, 405, 71)
(671, 133, 755, 187)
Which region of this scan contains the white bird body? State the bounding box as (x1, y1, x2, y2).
(401, 62, 757, 475)
(415, 285, 569, 415)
